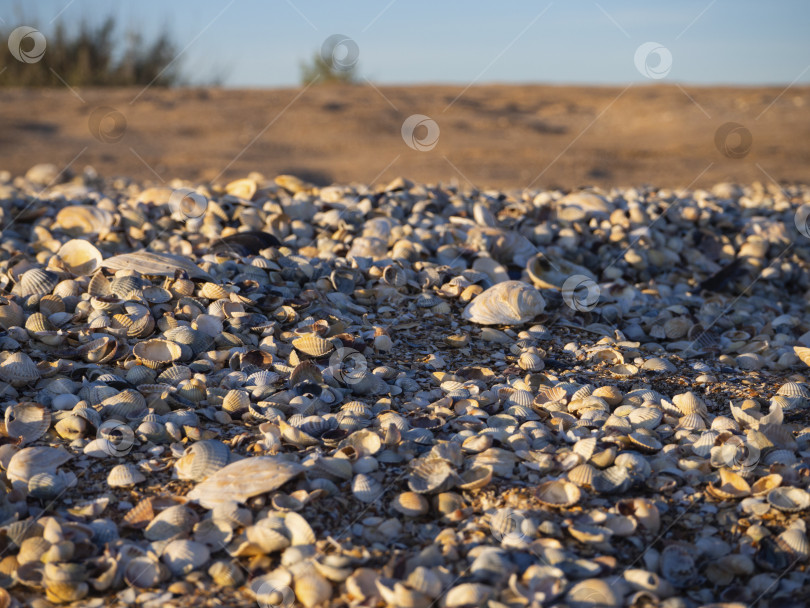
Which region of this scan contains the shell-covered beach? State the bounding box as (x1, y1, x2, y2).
(0, 169, 809, 607)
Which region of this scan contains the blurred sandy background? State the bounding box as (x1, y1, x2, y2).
(2, 84, 808, 190)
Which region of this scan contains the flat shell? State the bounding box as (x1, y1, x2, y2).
(187, 456, 305, 508)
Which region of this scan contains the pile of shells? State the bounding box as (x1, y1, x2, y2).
(0, 167, 809, 607)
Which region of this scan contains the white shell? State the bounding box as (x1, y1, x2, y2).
(462, 281, 545, 326)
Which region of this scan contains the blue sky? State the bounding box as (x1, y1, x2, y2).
(8, 0, 810, 87)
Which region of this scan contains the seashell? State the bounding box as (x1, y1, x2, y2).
(246, 521, 291, 553)
(565, 578, 622, 608)
(463, 281, 545, 325)
(5, 402, 51, 445)
(187, 455, 304, 508)
(793, 345, 810, 367)
(133, 338, 183, 369)
(208, 560, 245, 587)
(19, 268, 59, 297)
(352, 473, 384, 503)
(125, 556, 168, 588)
(672, 391, 707, 417)
(767, 487, 810, 512)
(391, 491, 429, 517)
(107, 463, 146, 487)
(628, 431, 662, 453)
(295, 570, 332, 608)
(526, 253, 596, 290)
(292, 334, 334, 358)
(641, 357, 677, 372)
(175, 440, 231, 482)
(751, 474, 782, 496)
(0, 298, 24, 329)
(568, 463, 597, 488)
(408, 458, 459, 494)
(162, 539, 210, 576)
(659, 544, 696, 587)
(144, 505, 198, 541)
(28, 471, 73, 500)
(54, 239, 103, 276)
(535, 479, 581, 507)
(250, 569, 294, 606)
(225, 177, 257, 199)
(706, 468, 751, 500)
(457, 466, 493, 491)
(77, 336, 118, 364)
(518, 349, 545, 372)
(777, 527, 809, 560)
(444, 583, 492, 607)
(0, 352, 41, 386)
(7, 446, 71, 491)
(103, 250, 213, 280)
(55, 205, 114, 236)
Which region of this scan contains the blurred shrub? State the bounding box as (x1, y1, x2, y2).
(1, 17, 181, 86)
(300, 52, 358, 85)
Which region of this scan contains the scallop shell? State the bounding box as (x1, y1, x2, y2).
(462, 281, 545, 326)
(777, 527, 809, 560)
(54, 239, 103, 276)
(107, 463, 146, 488)
(0, 298, 24, 329)
(352, 474, 384, 503)
(294, 570, 332, 608)
(292, 334, 334, 358)
(133, 339, 183, 369)
(124, 556, 168, 588)
(246, 522, 290, 553)
(568, 463, 597, 488)
(175, 440, 231, 482)
(7, 446, 71, 491)
(19, 268, 59, 297)
(5, 402, 51, 445)
(672, 391, 708, 417)
(535, 479, 581, 508)
(391, 491, 429, 517)
(0, 352, 41, 386)
(408, 458, 459, 494)
(187, 456, 304, 508)
(162, 539, 210, 576)
(767, 487, 810, 512)
(144, 505, 198, 541)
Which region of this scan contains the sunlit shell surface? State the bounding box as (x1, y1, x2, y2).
(187, 456, 304, 508)
(462, 281, 545, 325)
(0, 170, 808, 607)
